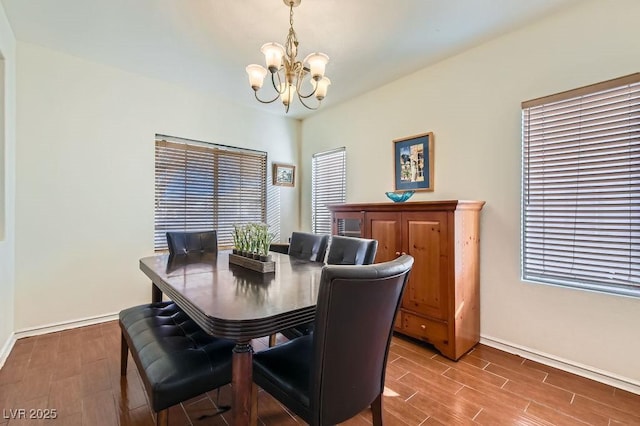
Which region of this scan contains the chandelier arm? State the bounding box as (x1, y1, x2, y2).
(296, 91, 320, 110)
(297, 86, 318, 99)
(293, 67, 317, 99)
(253, 90, 280, 105)
(272, 71, 287, 94)
(253, 73, 285, 104)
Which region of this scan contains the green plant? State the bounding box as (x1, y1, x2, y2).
(233, 224, 250, 252)
(233, 222, 276, 257)
(232, 224, 241, 251)
(256, 223, 276, 256)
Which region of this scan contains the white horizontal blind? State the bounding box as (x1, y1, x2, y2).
(522, 74, 640, 297)
(155, 138, 266, 250)
(312, 148, 346, 235)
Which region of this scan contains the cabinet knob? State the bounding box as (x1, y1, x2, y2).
(395, 252, 400, 256)
(420, 324, 426, 329)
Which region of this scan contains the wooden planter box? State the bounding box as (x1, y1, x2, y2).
(229, 253, 275, 273)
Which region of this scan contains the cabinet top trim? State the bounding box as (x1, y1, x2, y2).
(327, 200, 485, 212)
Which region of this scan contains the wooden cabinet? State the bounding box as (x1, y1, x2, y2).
(329, 200, 484, 360)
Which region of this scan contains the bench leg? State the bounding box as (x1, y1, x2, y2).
(155, 409, 168, 426)
(152, 283, 163, 303)
(268, 334, 277, 347)
(120, 332, 129, 376)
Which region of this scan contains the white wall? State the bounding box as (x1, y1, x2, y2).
(301, 0, 640, 383)
(14, 42, 300, 330)
(0, 2, 15, 362)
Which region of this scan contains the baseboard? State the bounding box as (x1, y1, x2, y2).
(0, 332, 17, 370)
(13, 312, 119, 340)
(480, 334, 640, 395)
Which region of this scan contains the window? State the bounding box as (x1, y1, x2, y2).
(312, 148, 346, 234)
(155, 136, 267, 251)
(521, 73, 640, 297)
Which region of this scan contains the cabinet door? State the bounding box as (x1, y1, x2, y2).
(402, 212, 449, 320)
(364, 212, 402, 263)
(332, 211, 364, 237)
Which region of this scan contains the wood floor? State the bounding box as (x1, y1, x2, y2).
(0, 321, 639, 425)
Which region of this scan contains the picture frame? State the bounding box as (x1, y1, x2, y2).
(393, 132, 434, 192)
(272, 163, 296, 187)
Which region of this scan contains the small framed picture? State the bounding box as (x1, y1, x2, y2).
(273, 163, 296, 187)
(393, 132, 434, 191)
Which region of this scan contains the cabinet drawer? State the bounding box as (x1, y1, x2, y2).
(401, 312, 448, 345)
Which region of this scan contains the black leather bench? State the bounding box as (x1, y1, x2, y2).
(119, 301, 234, 426)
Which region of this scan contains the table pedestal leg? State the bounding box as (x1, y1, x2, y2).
(232, 342, 254, 426)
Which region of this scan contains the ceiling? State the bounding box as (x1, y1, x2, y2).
(2, 0, 581, 119)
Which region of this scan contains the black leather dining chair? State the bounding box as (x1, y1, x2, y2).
(269, 231, 330, 346)
(253, 254, 414, 426)
(326, 235, 378, 265)
(287, 231, 329, 262)
(279, 235, 379, 342)
(166, 230, 218, 256)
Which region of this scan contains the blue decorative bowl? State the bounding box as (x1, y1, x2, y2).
(385, 191, 414, 203)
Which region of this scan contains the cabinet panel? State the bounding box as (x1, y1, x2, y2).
(332, 211, 364, 237)
(402, 212, 449, 320)
(365, 212, 401, 263)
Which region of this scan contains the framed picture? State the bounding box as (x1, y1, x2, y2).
(273, 163, 296, 187)
(393, 132, 434, 192)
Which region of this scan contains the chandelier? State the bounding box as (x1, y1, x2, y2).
(245, 0, 330, 113)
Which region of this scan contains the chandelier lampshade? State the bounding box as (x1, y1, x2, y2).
(261, 43, 285, 72)
(312, 76, 331, 100)
(246, 0, 331, 113)
(246, 64, 268, 90)
(279, 82, 295, 106)
(304, 53, 329, 80)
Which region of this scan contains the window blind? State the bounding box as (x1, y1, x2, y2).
(522, 73, 640, 297)
(312, 148, 346, 235)
(155, 138, 266, 251)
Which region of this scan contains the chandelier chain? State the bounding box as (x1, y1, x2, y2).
(289, 2, 294, 27)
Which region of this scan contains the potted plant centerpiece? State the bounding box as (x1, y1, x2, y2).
(232, 223, 276, 263)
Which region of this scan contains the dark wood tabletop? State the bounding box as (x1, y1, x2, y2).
(139, 250, 325, 425)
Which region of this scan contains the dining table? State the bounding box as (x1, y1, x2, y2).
(139, 250, 325, 426)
